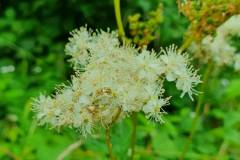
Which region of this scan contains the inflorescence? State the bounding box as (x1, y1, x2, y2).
(190, 15, 240, 70)
(32, 27, 201, 136)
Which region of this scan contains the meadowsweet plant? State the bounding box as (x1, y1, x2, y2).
(190, 15, 240, 71)
(2, 1, 240, 160)
(179, 5, 240, 158)
(178, 0, 240, 41)
(32, 26, 200, 158)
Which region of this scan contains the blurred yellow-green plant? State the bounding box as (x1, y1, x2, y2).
(127, 4, 163, 47)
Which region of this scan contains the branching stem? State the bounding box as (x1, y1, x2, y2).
(179, 62, 213, 160)
(105, 108, 121, 160)
(106, 127, 114, 160)
(216, 140, 228, 160)
(130, 113, 137, 160)
(113, 1, 138, 159)
(57, 140, 82, 160)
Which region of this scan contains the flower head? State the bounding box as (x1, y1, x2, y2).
(160, 45, 201, 100)
(33, 27, 200, 135)
(190, 15, 240, 71)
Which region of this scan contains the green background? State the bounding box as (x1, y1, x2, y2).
(1, 0, 240, 159)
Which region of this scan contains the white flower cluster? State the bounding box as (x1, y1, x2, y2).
(190, 15, 240, 70)
(33, 27, 200, 135)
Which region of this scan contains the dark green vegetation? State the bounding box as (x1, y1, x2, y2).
(1, 0, 240, 159)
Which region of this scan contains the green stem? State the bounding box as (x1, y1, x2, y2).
(105, 109, 121, 160)
(57, 140, 82, 160)
(130, 113, 137, 160)
(179, 62, 213, 160)
(113, 1, 138, 159)
(176, 0, 182, 11)
(106, 127, 114, 160)
(179, 36, 194, 52)
(113, 0, 125, 40)
(216, 140, 228, 160)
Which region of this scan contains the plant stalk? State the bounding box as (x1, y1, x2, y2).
(106, 127, 114, 160)
(179, 36, 194, 52)
(57, 140, 82, 160)
(216, 140, 228, 160)
(179, 62, 213, 160)
(113, 1, 138, 159)
(130, 113, 137, 160)
(113, 0, 125, 40)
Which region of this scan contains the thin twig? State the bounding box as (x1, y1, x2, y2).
(216, 140, 228, 160)
(106, 127, 115, 160)
(0, 147, 20, 160)
(179, 62, 213, 160)
(57, 140, 82, 160)
(130, 113, 137, 160)
(105, 108, 122, 160)
(179, 36, 194, 52)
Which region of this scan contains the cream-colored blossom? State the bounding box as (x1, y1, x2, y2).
(189, 15, 240, 71)
(142, 96, 169, 123)
(160, 45, 200, 100)
(33, 27, 200, 135)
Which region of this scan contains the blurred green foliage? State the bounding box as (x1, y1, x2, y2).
(0, 0, 240, 160)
